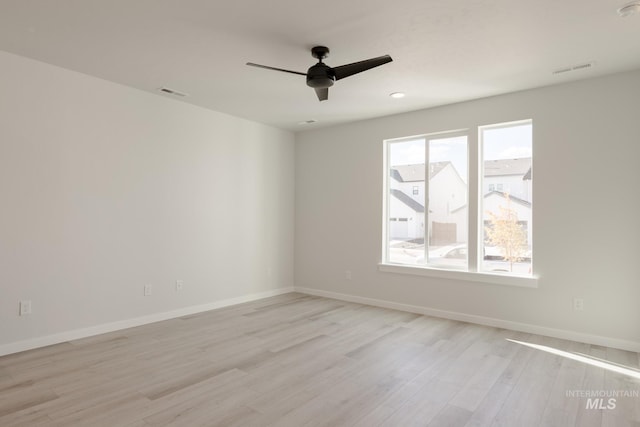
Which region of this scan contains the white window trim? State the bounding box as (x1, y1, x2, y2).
(382, 121, 534, 287)
(378, 262, 539, 288)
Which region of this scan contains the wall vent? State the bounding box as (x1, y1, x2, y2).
(552, 62, 595, 75)
(158, 87, 188, 97)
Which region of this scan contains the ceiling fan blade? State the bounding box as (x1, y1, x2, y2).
(246, 62, 307, 76)
(332, 55, 392, 81)
(315, 87, 328, 101)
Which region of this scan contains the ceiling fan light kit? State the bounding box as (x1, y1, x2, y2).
(247, 46, 392, 101)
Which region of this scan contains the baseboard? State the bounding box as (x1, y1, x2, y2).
(294, 286, 640, 353)
(0, 287, 295, 357)
(4, 286, 637, 356)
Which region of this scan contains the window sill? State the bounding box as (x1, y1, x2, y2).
(378, 263, 539, 288)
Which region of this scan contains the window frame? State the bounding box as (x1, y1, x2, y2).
(380, 120, 538, 287)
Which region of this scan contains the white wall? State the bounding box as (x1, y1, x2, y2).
(295, 69, 640, 350)
(0, 51, 295, 352)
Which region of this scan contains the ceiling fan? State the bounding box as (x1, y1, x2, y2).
(246, 46, 392, 101)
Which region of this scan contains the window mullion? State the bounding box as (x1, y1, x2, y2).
(423, 138, 429, 265)
(468, 129, 479, 272)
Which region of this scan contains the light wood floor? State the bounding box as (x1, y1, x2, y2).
(1, 293, 639, 426)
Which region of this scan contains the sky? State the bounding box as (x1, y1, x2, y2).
(482, 123, 533, 160)
(389, 123, 532, 182)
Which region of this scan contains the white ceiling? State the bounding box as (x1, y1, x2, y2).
(1, 0, 639, 131)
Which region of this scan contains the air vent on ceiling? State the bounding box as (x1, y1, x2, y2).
(552, 62, 595, 75)
(158, 87, 188, 97)
(298, 119, 318, 125)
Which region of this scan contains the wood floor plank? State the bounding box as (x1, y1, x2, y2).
(601, 347, 640, 426)
(0, 412, 60, 427)
(428, 403, 473, 426)
(463, 380, 516, 427)
(144, 382, 258, 426)
(380, 378, 461, 426)
(308, 378, 407, 427)
(0, 385, 59, 418)
(141, 368, 250, 423)
(539, 340, 589, 427)
(448, 353, 511, 412)
(574, 345, 608, 427)
(0, 292, 638, 426)
(491, 336, 567, 427)
(51, 393, 150, 426)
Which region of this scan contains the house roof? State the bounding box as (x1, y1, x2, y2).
(485, 191, 531, 207)
(390, 168, 403, 182)
(390, 162, 449, 183)
(390, 189, 425, 213)
(450, 191, 530, 214)
(393, 158, 531, 183)
(484, 158, 531, 177)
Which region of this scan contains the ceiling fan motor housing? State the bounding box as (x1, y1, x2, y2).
(306, 63, 335, 88)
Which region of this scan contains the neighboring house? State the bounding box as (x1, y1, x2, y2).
(388, 164, 426, 241)
(483, 158, 532, 202)
(388, 188, 424, 240)
(483, 158, 532, 249)
(390, 157, 532, 247)
(389, 162, 467, 243)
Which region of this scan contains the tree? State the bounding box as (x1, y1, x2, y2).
(485, 194, 527, 272)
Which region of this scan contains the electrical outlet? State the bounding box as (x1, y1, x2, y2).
(144, 284, 152, 296)
(345, 270, 352, 280)
(176, 280, 184, 292)
(573, 298, 584, 311)
(19, 300, 32, 316)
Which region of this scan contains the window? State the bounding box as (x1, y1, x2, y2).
(385, 132, 468, 270)
(383, 120, 533, 280)
(386, 138, 425, 265)
(480, 121, 532, 275)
